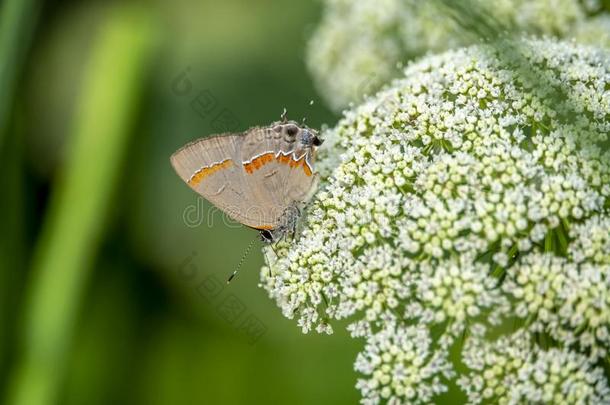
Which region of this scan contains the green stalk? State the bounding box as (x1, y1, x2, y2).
(5, 6, 155, 405)
(0, 0, 40, 151)
(0, 0, 40, 383)
(544, 230, 554, 253)
(0, 119, 25, 385)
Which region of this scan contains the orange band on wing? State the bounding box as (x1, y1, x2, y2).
(244, 152, 275, 174)
(188, 159, 233, 186)
(243, 151, 313, 177)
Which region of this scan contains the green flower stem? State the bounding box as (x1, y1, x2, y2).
(0, 0, 40, 372)
(545, 230, 555, 253)
(5, 6, 155, 405)
(0, 123, 25, 382)
(0, 0, 40, 152)
(556, 225, 569, 255)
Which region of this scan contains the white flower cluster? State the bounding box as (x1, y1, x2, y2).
(307, 0, 610, 110)
(459, 332, 610, 404)
(355, 323, 454, 405)
(261, 38, 610, 404)
(573, 15, 610, 49)
(504, 253, 610, 359)
(569, 215, 610, 265)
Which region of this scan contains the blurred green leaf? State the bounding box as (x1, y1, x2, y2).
(5, 5, 156, 405)
(0, 0, 40, 151)
(0, 114, 26, 390)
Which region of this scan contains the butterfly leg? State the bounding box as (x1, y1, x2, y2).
(291, 205, 301, 235)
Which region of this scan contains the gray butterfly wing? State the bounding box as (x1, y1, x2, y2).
(171, 123, 319, 231)
(239, 126, 317, 228)
(236, 126, 296, 229)
(170, 134, 263, 228)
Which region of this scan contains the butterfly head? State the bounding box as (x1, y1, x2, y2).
(273, 121, 323, 159)
(300, 128, 323, 148)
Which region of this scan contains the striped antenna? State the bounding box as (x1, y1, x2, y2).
(227, 237, 258, 284)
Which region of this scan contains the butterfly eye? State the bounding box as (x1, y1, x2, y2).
(285, 125, 298, 136)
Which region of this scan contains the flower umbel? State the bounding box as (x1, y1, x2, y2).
(458, 331, 610, 404)
(261, 39, 610, 404)
(355, 323, 454, 405)
(307, 0, 610, 110)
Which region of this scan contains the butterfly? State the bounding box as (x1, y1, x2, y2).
(171, 120, 322, 243)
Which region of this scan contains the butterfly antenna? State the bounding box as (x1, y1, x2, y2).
(227, 237, 257, 284)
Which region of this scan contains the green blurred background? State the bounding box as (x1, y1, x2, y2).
(0, 0, 362, 404)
